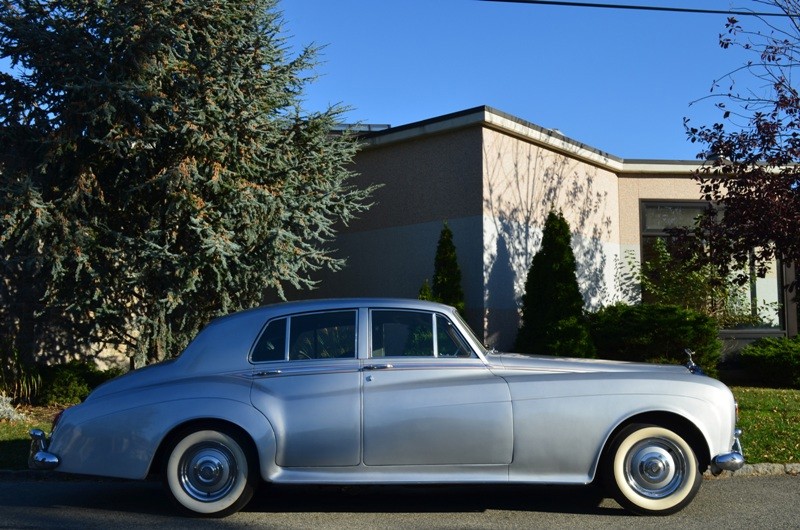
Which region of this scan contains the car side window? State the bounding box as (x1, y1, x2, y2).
(252, 318, 287, 362)
(372, 310, 434, 357)
(371, 310, 474, 358)
(252, 311, 357, 362)
(436, 314, 473, 358)
(288, 311, 357, 360)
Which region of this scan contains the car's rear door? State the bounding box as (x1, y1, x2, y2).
(361, 308, 513, 466)
(250, 309, 361, 467)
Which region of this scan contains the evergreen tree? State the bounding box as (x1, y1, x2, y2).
(430, 222, 465, 315)
(418, 279, 433, 301)
(515, 211, 594, 357)
(0, 0, 375, 366)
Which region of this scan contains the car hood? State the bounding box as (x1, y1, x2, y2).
(486, 352, 692, 375)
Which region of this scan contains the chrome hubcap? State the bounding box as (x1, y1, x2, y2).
(625, 438, 686, 499)
(178, 442, 237, 502)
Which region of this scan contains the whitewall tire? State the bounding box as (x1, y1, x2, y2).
(164, 428, 257, 517)
(604, 424, 702, 515)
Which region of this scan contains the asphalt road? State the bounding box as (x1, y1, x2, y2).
(0, 475, 797, 529)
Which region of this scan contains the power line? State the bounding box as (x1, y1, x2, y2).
(479, 0, 792, 17)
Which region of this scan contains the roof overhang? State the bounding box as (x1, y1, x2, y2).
(359, 106, 706, 176)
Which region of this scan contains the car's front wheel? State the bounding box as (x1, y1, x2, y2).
(163, 427, 257, 517)
(603, 423, 702, 515)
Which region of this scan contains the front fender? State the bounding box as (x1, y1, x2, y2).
(505, 372, 737, 483)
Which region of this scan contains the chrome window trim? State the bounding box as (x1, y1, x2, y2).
(435, 313, 473, 358)
(432, 312, 439, 358)
(249, 317, 288, 363)
(367, 308, 476, 360)
(250, 309, 359, 364)
(282, 317, 290, 360)
(361, 359, 486, 371)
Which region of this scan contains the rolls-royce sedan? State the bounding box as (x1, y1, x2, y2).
(30, 298, 744, 517)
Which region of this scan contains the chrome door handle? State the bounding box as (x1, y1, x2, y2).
(362, 364, 394, 371)
(254, 370, 282, 377)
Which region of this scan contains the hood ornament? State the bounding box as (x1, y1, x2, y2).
(684, 348, 705, 375)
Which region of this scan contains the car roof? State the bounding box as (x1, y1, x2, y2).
(176, 298, 466, 373)
(215, 298, 457, 323)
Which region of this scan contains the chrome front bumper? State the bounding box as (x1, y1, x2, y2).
(28, 429, 60, 470)
(710, 429, 745, 475)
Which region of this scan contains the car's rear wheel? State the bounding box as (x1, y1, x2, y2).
(163, 428, 257, 517)
(603, 423, 702, 515)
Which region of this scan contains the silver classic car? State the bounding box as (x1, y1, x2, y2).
(30, 298, 744, 517)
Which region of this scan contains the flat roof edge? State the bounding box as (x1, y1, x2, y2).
(619, 159, 705, 174)
(358, 106, 708, 174)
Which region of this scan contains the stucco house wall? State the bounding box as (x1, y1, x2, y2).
(298, 106, 794, 350)
(479, 121, 622, 347)
(617, 164, 708, 250)
(303, 107, 632, 348)
(300, 121, 487, 330)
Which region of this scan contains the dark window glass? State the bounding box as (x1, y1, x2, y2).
(436, 314, 473, 358)
(642, 203, 708, 233)
(252, 318, 287, 362)
(371, 310, 434, 357)
(288, 311, 357, 360)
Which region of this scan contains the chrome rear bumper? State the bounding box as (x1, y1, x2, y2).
(710, 429, 745, 475)
(28, 429, 60, 470)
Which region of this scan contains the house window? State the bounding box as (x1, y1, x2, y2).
(640, 201, 783, 330)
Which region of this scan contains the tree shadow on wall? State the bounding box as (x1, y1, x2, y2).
(482, 137, 622, 349)
(484, 227, 518, 349)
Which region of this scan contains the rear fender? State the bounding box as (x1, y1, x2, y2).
(49, 396, 276, 480)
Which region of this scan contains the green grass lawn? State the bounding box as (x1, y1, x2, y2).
(1, 387, 797, 471)
(0, 407, 53, 470)
(732, 387, 800, 464)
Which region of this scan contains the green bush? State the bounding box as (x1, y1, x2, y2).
(589, 303, 721, 377)
(36, 361, 125, 406)
(739, 337, 800, 389)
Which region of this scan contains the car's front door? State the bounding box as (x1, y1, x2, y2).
(361, 309, 513, 466)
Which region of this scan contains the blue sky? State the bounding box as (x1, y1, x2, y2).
(0, 1, 779, 160)
(280, 0, 780, 160)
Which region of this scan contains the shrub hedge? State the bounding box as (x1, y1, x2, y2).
(36, 361, 125, 406)
(588, 303, 721, 377)
(739, 337, 800, 389)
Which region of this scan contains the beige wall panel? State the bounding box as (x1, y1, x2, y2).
(617, 175, 704, 248)
(347, 128, 484, 233)
(287, 217, 486, 336)
(283, 128, 486, 334)
(481, 129, 621, 299)
(480, 128, 623, 348)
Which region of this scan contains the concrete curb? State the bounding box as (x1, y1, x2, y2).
(704, 463, 800, 479)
